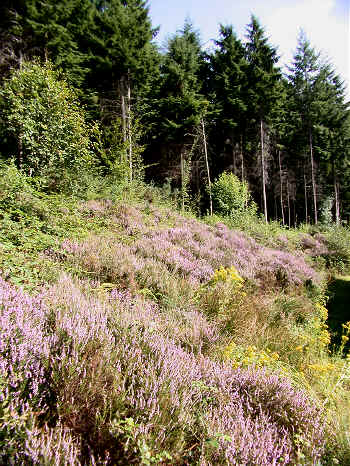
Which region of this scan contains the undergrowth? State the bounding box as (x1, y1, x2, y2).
(1, 164, 350, 464)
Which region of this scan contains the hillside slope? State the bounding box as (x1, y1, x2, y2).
(1, 170, 350, 465)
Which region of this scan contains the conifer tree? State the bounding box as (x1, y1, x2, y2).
(155, 21, 207, 204)
(287, 31, 323, 224)
(209, 25, 249, 181)
(25, 0, 93, 88)
(0, 0, 93, 88)
(87, 0, 156, 178)
(245, 15, 281, 222)
(0, 0, 36, 79)
(269, 78, 293, 225)
(313, 64, 350, 223)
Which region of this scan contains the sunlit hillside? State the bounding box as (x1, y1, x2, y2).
(1, 164, 350, 465)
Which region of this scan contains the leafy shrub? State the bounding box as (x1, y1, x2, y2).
(211, 171, 257, 217)
(0, 61, 97, 186)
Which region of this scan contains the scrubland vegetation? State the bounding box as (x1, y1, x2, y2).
(1, 161, 350, 465)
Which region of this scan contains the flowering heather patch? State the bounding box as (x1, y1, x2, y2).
(133, 215, 319, 285)
(61, 205, 319, 289)
(140, 215, 318, 284)
(78, 199, 113, 217)
(300, 234, 329, 257)
(0, 277, 56, 462)
(1, 275, 326, 464)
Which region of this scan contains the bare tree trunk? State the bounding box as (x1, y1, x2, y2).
(17, 48, 24, 168)
(18, 134, 23, 169)
(304, 168, 308, 224)
(19, 50, 23, 68)
(293, 200, 296, 227)
(334, 162, 340, 225)
(120, 79, 127, 144)
(201, 119, 213, 216)
(127, 74, 132, 181)
(180, 150, 185, 211)
(309, 128, 318, 224)
(260, 119, 268, 223)
(287, 175, 291, 227)
(278, 150, 285, 225)
(240, 134, 244, 182)
(232, 144, 236, 176)
(274, 195, 277, 220)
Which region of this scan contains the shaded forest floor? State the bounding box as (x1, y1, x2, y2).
(328, 275, 350, 346)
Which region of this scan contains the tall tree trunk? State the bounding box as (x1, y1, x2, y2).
(120, 78, 127, 143)
(278, 150, 285, 225)
(232, 143, 236, 176)
(287, 175, 291, 227)
(19, 50, 23, 68)
(260, 119, 267, 222)
(274, 195, 277, 220)
(309, 128, 318, 224)
(18, 133, 23, 169)
(304, 168, 308, 224)
(119, 78, 128, 176)
(127, 73, 132, 181)
(240, 134, 244, 182)
(333, 161, 340, 225)
(180, 150, 185, 212)
(201, 119, 213, 216)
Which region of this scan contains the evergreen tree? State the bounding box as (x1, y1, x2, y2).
(269, 78, 294, 224)
(313, 64, 350, 223)
(287, 31, 323, 224)
(0, 0, 36, 79)
(24, 0, 93, 89)
(154, 21, 207, 207)
(87, 0, 156, 178)
(0, 0, 93, 88)
(245, 16, 281, 222)
(209, 25, 249, 181)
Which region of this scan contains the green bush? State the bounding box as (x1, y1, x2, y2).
(211, 172, 257, 217)
(0, 61, 97, 186)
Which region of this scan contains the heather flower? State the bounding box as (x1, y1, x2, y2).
(0, 275, 327, 464)
(60, 206, 319, 289)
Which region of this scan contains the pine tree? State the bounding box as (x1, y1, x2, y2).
(155, 21, 207, 204)
(87, 0, 156, 178)
(314, 65, 350, 223)
(287, 31, 323, 224)
(209, 25, 249, 181)
(0, 0, 36, 79)
(0, 0, 93, 88)
(269, 78, 293, 225)
(245, 15, 281, 222)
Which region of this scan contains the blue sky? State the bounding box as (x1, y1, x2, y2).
(148, 0, 349, 98)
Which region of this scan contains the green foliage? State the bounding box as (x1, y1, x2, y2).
(245, 15, 281, 121)
(88, 0, 156, 88)
(320, 195, 334, 226)
(100, 116, 145, 181)
(0, 61, 97, 184)
(211, 171, 256, 217)
(157, 21, 207, 142)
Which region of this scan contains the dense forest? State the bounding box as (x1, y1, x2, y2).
(0, 0, 349, 224)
